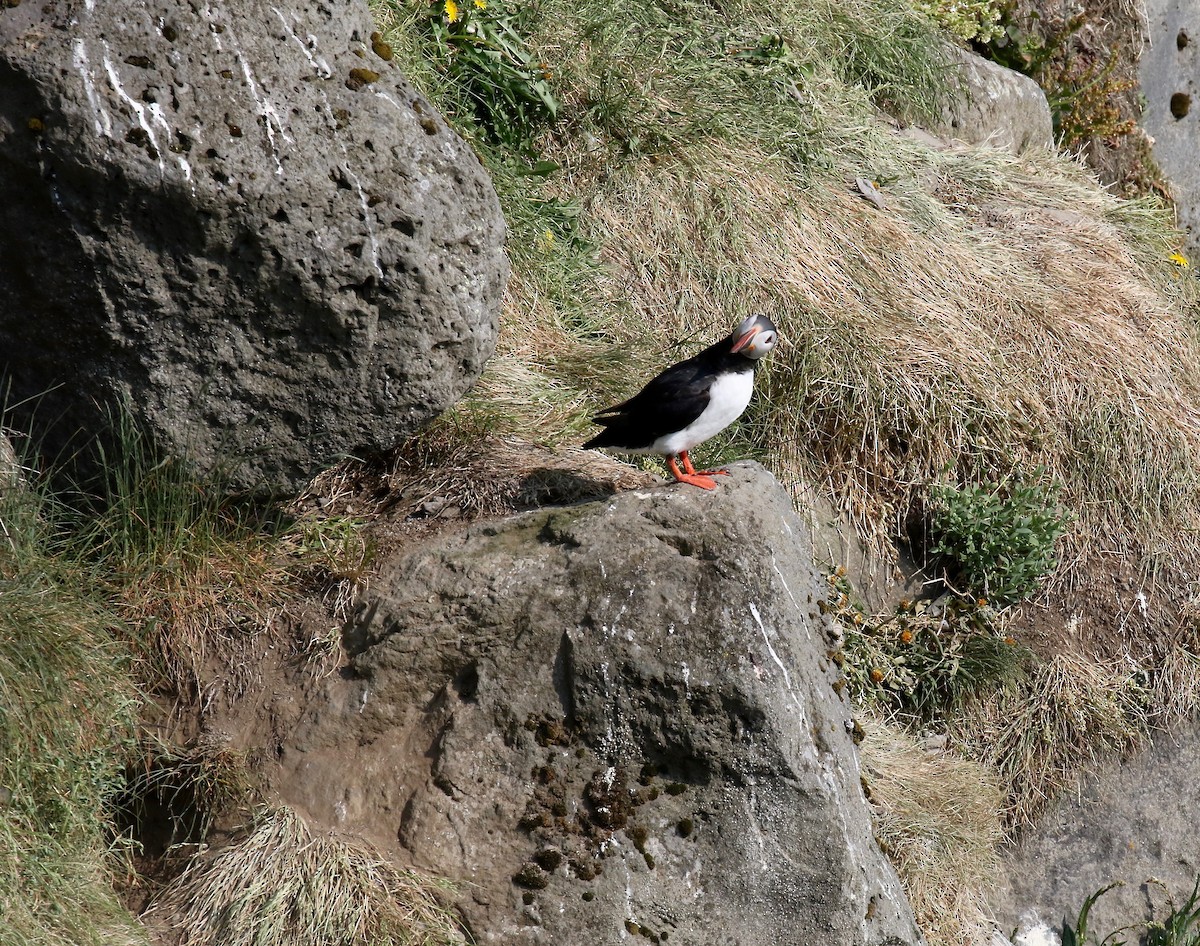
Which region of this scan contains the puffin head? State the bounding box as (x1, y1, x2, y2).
(729, 313, 779, 361)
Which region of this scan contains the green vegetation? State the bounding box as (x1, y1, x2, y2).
(0, 451, 143, 946)
(409, 0, 558, 156)
(1048, 877, 1200, 946)
(1059, 882, 1125, 946)
(928, 474, 1067, 606)
(913, 0, 1003, 42)
(826, 570, 1028, 716)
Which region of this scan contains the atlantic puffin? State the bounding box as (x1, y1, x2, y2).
(583, 313, 779, 489)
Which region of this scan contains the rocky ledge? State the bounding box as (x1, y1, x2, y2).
(276, 462, 923, 945)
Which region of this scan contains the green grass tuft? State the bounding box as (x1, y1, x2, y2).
(0, 449, 145, 946)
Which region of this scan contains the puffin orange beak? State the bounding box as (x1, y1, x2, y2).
(730, 326, 760, 354)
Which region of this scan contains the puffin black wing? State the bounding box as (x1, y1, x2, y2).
(583, 357, 716, 450)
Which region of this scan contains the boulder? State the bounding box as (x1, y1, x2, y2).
(1140, 0, 1200, 256)
(920, 46, 1053, 154)
(0, 0, 506, 492)
(277, 463, 923, 945)
(989, 723, 1200, 938)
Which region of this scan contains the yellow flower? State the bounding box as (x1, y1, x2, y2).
(444, 0, 461, 22)
(538, 228, 555, 251)
(1169, 251, 1190, 269)
(869, 667, 884, 684)
(899, 629, 913, 644)
(473, 0, 487, 7)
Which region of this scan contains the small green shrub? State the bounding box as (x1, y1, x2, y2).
(913, 0, 1003, 43)
(928, 475, 1067, 606)
(416, 0, 559, 154)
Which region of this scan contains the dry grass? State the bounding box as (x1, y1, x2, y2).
(146, 806, 466, 946)
(951, 646, 1150, 828)
(297, 420, 658, 524)
(860, 715, 1005, 945)
(484, 134, 1200, 646)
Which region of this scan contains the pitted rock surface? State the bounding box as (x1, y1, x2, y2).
(0, 0, 506, 490)
(278, 463, 923, 945)
(1141, 0, 1200, 255)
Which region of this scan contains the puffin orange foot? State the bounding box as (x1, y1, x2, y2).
(679, 451, 730, 478)
(668, 456, 719, 490)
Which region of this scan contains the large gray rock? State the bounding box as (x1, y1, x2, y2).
(988, 724, 1200, 939)
(0, 0, 506, 491)
(1141, 0, 1200, 256)
(921, 46, 1053, 154)
(277, 463, 922, 945)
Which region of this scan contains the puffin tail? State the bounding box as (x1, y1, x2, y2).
(582, 413, 624, 450)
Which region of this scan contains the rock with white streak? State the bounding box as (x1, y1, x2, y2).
(0, 0, 506, 491)
(276, 463, 923, 945)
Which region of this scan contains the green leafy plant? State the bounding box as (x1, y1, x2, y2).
(1059, 882, 1126, 946)
(1051, 877, 1200, 946)
(928, 474, 1067, 606)
(1145, 877, 1200, 946)
(419, 0, 559, 154)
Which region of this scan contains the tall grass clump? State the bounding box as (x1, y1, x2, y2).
(148, 806, 466, 946)
(0, 452, 144, 946)
(63, 410, 303, 707)
(860, 717, 1004, 944)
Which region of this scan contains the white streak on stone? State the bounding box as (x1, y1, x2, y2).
(272, 6, 333, 78)
(771, 555, 798, 606)
(748, 602, 807, 727)
(207, 4, 292, 175)
(147, 102, 193, 186)
(270, 18, 384, 276)
(237, 55, 288, 175)
(102, 47, 165, 176)
(72, 39, 112, 138)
